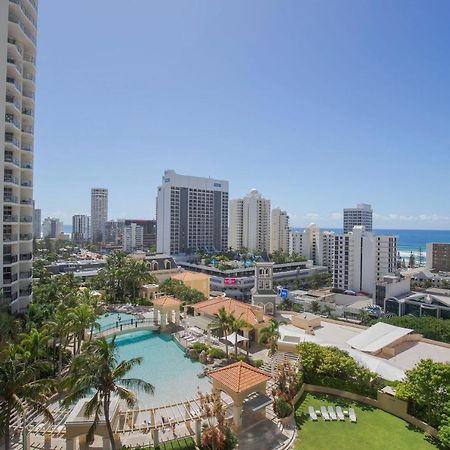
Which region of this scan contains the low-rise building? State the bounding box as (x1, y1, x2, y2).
(171, 271, 210, 298)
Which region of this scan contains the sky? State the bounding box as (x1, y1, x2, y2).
(34, 0, 450, 229)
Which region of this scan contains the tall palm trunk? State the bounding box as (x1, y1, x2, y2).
(4, 406, 11, 450)
(104, 394, 116, 450)
(234, 334, 238, 358)
(223, 326, 229, 358)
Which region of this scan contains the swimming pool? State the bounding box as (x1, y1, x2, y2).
(113, 330, 211, 407)
(97, 312, 136, 329)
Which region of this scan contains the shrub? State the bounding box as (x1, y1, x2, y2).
(208, 347, 226, 359)
(274, 397, 293, 418)
(192, 342, 209, 353)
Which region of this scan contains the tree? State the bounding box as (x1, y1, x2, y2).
(63, 337, 154, 450)
(19, 328, 50, 363)
(45, 308, 72, 377)
(358, 309, 370, 325)
(322, 304, 333, 317)
(209, 307, 231, 359)
(68, 303, 97, 354)
(0, 354, 53, 450)
(259, 319, 284, 356)
(228, 315, 251, 358)
(310, 301, 321, 315)
(0, 312, 21, 348)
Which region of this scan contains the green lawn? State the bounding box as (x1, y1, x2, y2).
(294, 393, 441, 450)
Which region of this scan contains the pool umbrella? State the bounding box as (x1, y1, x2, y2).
(225, 332, 248, 344)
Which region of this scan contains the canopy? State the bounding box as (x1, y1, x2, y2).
(225, 332, 249, 344)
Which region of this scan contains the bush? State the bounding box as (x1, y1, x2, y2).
(191, 342, 209, 353)
(274, 397, 293, 418)
(208, 347, 226, 359)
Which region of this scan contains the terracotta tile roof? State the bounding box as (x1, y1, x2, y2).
(153, 295, 182, 307)
(172, 271, 210, 282)
(192, 297, 268, 326)
(209, 361, 270, 393)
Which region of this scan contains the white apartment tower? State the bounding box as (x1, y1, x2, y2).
(270, 208, 289, 254)
(42, 217, 63, 239)
(156, 170, 229, 255)
(72, 214, 90, 244)
(343, 203, 373, 234)
(1, 0, 38, 311)
(229, 189, 270, 253)
(91, 188, 108, 243)
(123, 223, 144, 253)
(332, 226, 397, 295)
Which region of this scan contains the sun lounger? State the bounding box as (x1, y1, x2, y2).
(335, 406, 345, 421)
(308, 406, 318, 421)
(349, 407, 357, 423)
(327, 406, 337, 420)
(320, 406, 330, 421)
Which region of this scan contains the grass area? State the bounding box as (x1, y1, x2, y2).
(294, 393, 441, 450)
(122, 436, 196, 450)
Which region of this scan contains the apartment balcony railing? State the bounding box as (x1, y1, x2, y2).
(5, 134, 20, 148)
(4, 194, 19, 204)
(5, 155, 20, 166)
(5, 114, 21, 129)
(4, 234, 19, 242)
(4, 292, 19, 302)
(9, 0, 37, 28)
(21, 126, 33, 135)
(4, 174, 19, 185)
(4, 255, 19, 264)
(21, 180, 32, 187)
(3, 215, 19, 223)
(3, 274, 18, 284)
(21, 162, 32, 170)
(6, 76, 22, 93)
(20, 233, 32, 240)
(20, 215, 33, 223)
(7, 36, 23, 55)
(20, 288, 32, 296)
(20, 198, 33, 205)
(23, 73, 35, 82)
(6, 95, 21, 111)
(19, 253, 32, 261)
(23, 54, 35, 65)
(28, 0, 38, 12)
(20, 271, 32, 279)
(6, 57, 22, 74)
(21, 143, 33, 152)
(22, 108, 34, 117)
(22, 90, 34, 100)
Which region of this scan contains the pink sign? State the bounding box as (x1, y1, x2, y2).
(224, 278, 237, 285)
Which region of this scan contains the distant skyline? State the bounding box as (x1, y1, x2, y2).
(34, 1, 450, 230)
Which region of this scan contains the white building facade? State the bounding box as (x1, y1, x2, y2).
(123, 223, 143, 253)
(270, 208, 289, 254)
(333, 226, 397, 295)
(229, 189, 270, 253)
(91, 188, 108, 243)
(72, 214, 90, 244)
(156, 170, 229, 255)
(42, 217, 63, 239)
(343, 203, 373, 234)
(0, 0, 38, 311)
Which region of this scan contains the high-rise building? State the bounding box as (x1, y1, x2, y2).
(91, 188, 108, 242)
(32, 201, 41, 238)
(156, 170, 229, 255)
(124, 219, 156, 250)
(72, 214, 90, 244)
(270, 208, 289, 254)
(1, 0, 38, 311)
(343, 203, 373, 234)
(123, 223, 144, 253)
(229, 189, 270, 253)
(426, 243, 450, 272)
(42, 217, 63, 239)
(332, 226, 397, 295)
(104, 219, 125, 245)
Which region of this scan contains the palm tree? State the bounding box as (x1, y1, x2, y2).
(358, 309, 370, 325)
(63, 337, 154, 450)
(259, 319, 284, 356)
(228, 315, 251, 358)
(322, 304, 333, 318)
(209, 307, 231, 359)
(45, 308, 71, 377)
(0, 354, 53, 450)
(0, 312, 21, 347)
(68, 303, 97, 354)
(19, 328, 50, 363)
(310, 300, 321, 315)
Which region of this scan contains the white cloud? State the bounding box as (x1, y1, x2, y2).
(330, 212, 343, 220)
(304, 212, 320, 221)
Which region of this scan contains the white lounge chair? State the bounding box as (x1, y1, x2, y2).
(320, 406, 330, 421)
(335, 406, 345, 421)
(327, 406, 337, 420)
(308, 406, 318, 421)
(349, 407, 357, 423)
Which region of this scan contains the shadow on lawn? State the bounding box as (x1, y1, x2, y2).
(405, 424, 444, 450)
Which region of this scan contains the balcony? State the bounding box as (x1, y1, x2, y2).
(6, 57, 22, 75)
(20, 198, 33, 205)
(5, 134, 20, 148)
(20, 270, 32, 279)
(4, 292, 19, 302)
(3, 215, 19, 223)
(19, 253, 32, 261)
(6, 76, 22, 94)
(3, 273, 18, 284)
(23, 54, 35, 65)
(5, 155, 20, 167)
(5, 113, 21, 130)
(20, 288, 32, 296)
(20, 233, 32, 240)
(4, 234, 18, 242)
(21, 143, 33, 152)
(6, 95, 21, 111)
(4, 174, 19, 185)
(7, 36, 23, 55)
(9, 0, 37, 28)
(23, 73, 35, 82)
(21, 126, 33, 135)
(22, 90, 34, 100)
(20, 215, 33, 223)
(4, 194, 19, 204)
(22, 108, 34, 117)
(4, 255, 18, 264)
(21, 162, 33, 170)
(21, 180, 32, 187)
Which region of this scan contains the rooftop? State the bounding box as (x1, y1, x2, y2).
(152, 295, 182, 307)
(208, 361, 270, 393)
(171, 271, 210, 282)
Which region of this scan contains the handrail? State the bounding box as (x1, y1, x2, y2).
(95, 318, 156, 335)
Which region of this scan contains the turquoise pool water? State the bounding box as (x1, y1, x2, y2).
(114, 330, 211, 407)
(97, 312, 136, 329)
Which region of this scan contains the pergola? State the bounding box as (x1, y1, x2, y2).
(152, 295, 182, 330)
(209, 361, 270, 430)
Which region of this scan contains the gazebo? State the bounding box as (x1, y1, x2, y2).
(209, 361, 270, 430)
(152, 295, 182, 330)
